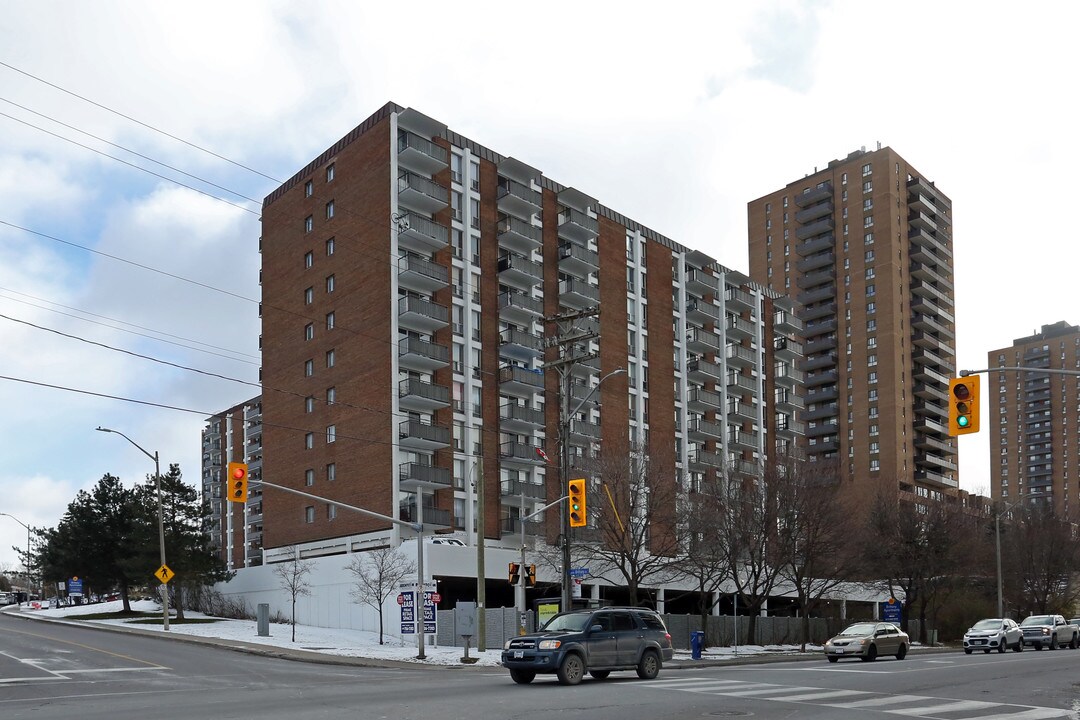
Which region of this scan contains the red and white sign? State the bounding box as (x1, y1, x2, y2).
(431, 593, 442, 604)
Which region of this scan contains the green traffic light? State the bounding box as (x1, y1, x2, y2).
(958, 416, 970, 427)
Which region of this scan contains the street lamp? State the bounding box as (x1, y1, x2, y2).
(995, 495, 1028, 619)
(560, 367, 626, 611)
(96, 427, 169, 631)
(0, 512, 33, 603)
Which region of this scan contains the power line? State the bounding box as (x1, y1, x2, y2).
(0, 59, 281, 183)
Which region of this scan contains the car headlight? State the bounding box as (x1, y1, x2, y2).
(1042, 628, 1050, 635)
(504, 640, 513, 650)
(538, 640, 562, 650)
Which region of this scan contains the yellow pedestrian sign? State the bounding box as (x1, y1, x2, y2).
(155, 565, 174, 584)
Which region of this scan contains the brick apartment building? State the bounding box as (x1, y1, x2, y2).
(748, 146, 959, 507)
(988, 321, 1080, 517)
(241, 101, 803, 578)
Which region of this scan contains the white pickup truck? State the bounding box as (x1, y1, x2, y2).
(1019, 614, 1079, 650)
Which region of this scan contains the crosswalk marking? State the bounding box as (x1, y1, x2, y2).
(644, 678, 1075, 720)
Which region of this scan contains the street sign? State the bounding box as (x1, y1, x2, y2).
(155, 565, 174, 584)
(67, 577, 84, 596)
(569, 568, 589, 578)
(882, 598, 902, 625)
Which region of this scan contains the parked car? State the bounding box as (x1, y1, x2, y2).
(501, 607, 674, 685)
(824, 622, 909, 662)
(963, 618, 1023, 654)
(1019, 614, 1079, 650)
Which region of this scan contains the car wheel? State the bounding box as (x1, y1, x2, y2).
(1050, 636, 1058, 650)
(1014, 640, 1023, 652)
(1071, 635, 1078, 649)
(964, 648, 972, 655)
(589, 670, 610, 680)
(828, 656, 839, 663)
(509, 669, 536, 685)
(636, 649, 661, 679)
(998, 640, 1006, 653)
(860, 644, 878, 662)
(556, 654, 585, 686)
(896, 644, 907, 660)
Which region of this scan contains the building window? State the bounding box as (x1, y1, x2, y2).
(865, 268, 875, 280)
(305, 506, 315, 523)
(326, 163, 335, 182)
(864, 232, 874, 245)
(304, 215, 313, 233)
(867, 319, 877, 332)
(305, 396, 315, 413)
(867, 302, 876, 314)
(868, 354, 877, 366)
(863, 198, 873, 211)
(304, 433, 314, 449)
(327, 463, 336, 481)
(326, 386, 336, 404)
(862, 163, 872, 176)
(868, 337, 877, 349)
(866, 284, 876, 297)
(304, 359, 313, 376)
(326, 237, 335, 255)
(304, 323, 314, 341)
(326, 425, 336, 443)
(304, 287, 314, 305)
(870, 459, 880, 471)
(326, 275, 335, 293)
(863, 215, 874, 228)
(327, 504, 337, 521)
(326, 312, 335, 330)
(326, 200, 335, 219)
(326, 349, 335, 368)
(865, 250, 875, 262)
(868, 372, 878, 384)
(863, 180, 872, 193)
(305, 469, 315, 486)
(304, 251, 313, 268)
(305, 180, 313, 197)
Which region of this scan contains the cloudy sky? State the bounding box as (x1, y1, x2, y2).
(1, 0, 1075, 569)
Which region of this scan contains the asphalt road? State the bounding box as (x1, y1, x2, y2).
(4, 611, 1080, 720)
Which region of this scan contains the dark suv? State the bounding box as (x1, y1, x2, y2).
(501, 607, 674, 685)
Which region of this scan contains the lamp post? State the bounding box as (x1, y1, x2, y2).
(96, 427, 169, 631)
(560, 367, 626, 611)
(995, 495, 1028, 619)
(0, 512, 32, 602)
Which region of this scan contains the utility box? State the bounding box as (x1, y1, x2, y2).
(455, 602, 477, 638)
(257, 603, 270, 637)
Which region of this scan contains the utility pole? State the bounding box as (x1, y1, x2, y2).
(475, 455, 486, 652)
(543, 307, 599, 611)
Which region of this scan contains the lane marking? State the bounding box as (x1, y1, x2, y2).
(0, 625, 166, 668)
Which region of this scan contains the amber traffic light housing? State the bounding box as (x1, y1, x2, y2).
(948, 376, 980, 436)
(568, 478, 587, 528)
(226, 462, 249, 502)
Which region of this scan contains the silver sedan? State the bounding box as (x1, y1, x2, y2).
(824, 622, 909, 662)
(964, 618, 1023, 654)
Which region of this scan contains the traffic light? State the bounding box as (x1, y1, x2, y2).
(948, 376, 980, 436)
(526, 564, 536, 587)
(226, 462, 249, 502)
(509, 562, 520, 585)
(568, 478, 587, 528)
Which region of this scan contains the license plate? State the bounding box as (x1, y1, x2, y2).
(514, 650, 523, 658)
(835, 648, 844, 654)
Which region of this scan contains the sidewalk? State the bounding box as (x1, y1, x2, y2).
(4, 600, 955, 670)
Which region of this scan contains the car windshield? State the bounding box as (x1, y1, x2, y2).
(837, 623, 877, 636)
(972, 619, 1003, 630)
(1021, 616, 1053, 626)
(541, 613, 592, 632)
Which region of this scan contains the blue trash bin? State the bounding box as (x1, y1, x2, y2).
(690, 630, 705, 660)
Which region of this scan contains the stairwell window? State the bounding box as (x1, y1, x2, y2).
(326, 201, 335, 219)
(326, 163, 335, 182)
(305, 180, 313, 197)
(305, 433, 314, 449)
(326, 425, 336, 443)
(305, 469, 315, 487)
(304, 323, 314, 341)
(326, 274, 335, 293)
(305, 506, 315, 523)
(326, 349, 335, 368)
(304, 215, 313, 233)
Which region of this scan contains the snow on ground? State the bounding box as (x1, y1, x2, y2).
(20, 600, 821, 666)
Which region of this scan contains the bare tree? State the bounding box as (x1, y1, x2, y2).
(569, 439, 683, 606)
(273, 547, 313, 642)
(719, 463, 785, 644)
(1001, 503, 1080, 615)
(861, 489, 979, 643)
(773, 457, 859, 651)
(675, 469, 732, 644)
(347, 546, 416, 644)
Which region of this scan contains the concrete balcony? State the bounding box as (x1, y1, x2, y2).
(498, 290, 543, 324)
(499, 440, 547, 467)
(397, 130, 448, 175)
(497, 215, 542, 255)
(794, 200, 833, 224)
(724, 287, 755, 312)
(398, 462, 452, 491)
(727, 400, 757, 423)
(773, 337, 803, 360)
(794, 184, 832, 208)
(804, 386, 838, 405)
(689, 450, 725, 470)
(686, 268, 719, 297)
(797, 267, 837, 291)
(686, 299, 721, 326)
(796, 284, 836, 306)
(497, 178, 541, 220)
(728, 429, 758, 452)
(397, 171, 448, 214)
(803, 335, 838, 355)
(725, 343, 756, 368)
(908, 226, 952, 259)
(499, 403, 545, 433)
(726, 315, 755, 340)
(726, 373, 757, 398)
(397, 212, 449, 255)
(399, 502, 452, 528)
(910, 261, 954, 291)
(398, 253, 449, 293)
(774, 309, 803, 333)
(569, 419, 601, 442)
(559, 278, 600, 310)
(686, 327, 721, 355)
(795, 217, 835, 241)
(497, 253, 543, 291)
(689, 417, 724, 441)
(687, 357, 723, 383)
(796, 233, 835, 257)
(398, 418, 451, 451)
(775, 388, 804, 410)
(800, 301, 837, 323)
(499, 365, 544, 397)
(911, 313, 954, 340)
(398, 295, 449, 334)
(559, 242, 599, 278)
(398, 378, 451, 413)
(557, 207, 599, 246)
(499, 326, 543, 363)
(914, 469, 957, 489)
(398, 336, 450, 372)
(687, 386, 722, 411)
(501, 478, 546, 500)
(803, 317, 837, 338)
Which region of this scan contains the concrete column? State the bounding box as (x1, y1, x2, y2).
(656, 588, 665, 614)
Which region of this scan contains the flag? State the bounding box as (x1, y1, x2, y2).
(535, 447, 549, 463)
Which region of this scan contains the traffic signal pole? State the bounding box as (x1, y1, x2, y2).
(252, 480, 429, 659)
